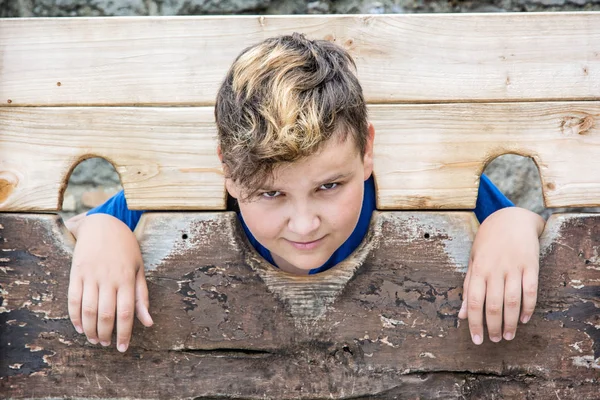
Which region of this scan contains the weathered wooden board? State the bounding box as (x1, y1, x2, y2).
(1, 212, 598, 398)
(1, 13, 599, 107)
(1, 103, 599, 212)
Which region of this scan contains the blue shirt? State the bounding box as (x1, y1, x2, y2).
(88, 174, 513, 274)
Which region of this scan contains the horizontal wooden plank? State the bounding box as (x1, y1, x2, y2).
(0, 107, 226, 211)
(1, 102, 599, 211)
(1, 13, 599, 106)
(373, 102, 600, 209)
(0, 212, 598, 398)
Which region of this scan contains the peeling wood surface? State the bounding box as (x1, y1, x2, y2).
(2, 102, 600, 212)
(2, 13, 600, 106)
(1, 212, 599, 399)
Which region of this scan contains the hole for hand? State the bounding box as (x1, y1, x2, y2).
(61, 157, 122, 220)
(483, 154, 600, 219)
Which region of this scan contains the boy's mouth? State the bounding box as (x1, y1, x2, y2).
(286, 236, 325, 250)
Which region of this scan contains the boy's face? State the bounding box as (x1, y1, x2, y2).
(223, 124, 375, 275)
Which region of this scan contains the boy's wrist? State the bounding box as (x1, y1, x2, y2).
(486, 206, 546, 237)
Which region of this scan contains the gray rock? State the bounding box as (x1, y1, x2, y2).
(516, 0, 565, 5)
(307, 0, 330, 13)
(483, 154, 545, 213)
(26, 0, 148, 16)
(68, 158, 121, 186)
(362, 1, 386, 13)
(176, 0, 273, 14)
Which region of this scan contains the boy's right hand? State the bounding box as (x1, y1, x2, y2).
(68, 213, 153, 352)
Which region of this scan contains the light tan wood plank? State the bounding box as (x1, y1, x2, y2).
(1, 13, 599, 106)
(1, 102, 599, 211)
(371, 102, 600, 209)
(0, 107, 225, 211)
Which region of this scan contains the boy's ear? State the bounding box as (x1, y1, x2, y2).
(225, 179, 239, 200)
(217, 145, 239, 199)
(363, 123, 375, 180)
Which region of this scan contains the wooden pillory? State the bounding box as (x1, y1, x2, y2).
(1, 13, 599, 399)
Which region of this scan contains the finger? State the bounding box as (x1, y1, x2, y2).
(503, 272, 522, 341)
(520, 262, 539, 324)
(116, 286, 135, 353)
(67, 275, 84, 334)
(135, 267, 153, 327)
(467, 273, 486, 345)
(458, 266, 471, 320)
(81, 282, 99, 344)
(485, 275, 504, 343)
(97, 286, 117, 347)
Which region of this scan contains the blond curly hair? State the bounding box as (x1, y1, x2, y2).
(215, 33, 368, 198)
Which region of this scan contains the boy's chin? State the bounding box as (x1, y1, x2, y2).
(274, 252, 333, 274)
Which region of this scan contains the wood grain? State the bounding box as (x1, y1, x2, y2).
(1, 13, 599, 106)
(0, 212, 598, 398)
(0, 107, 225, 211)
(1, 102, 599, 211)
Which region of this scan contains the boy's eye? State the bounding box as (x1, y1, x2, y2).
(320, 182, 338, 190)
(261, 190, 281, 198)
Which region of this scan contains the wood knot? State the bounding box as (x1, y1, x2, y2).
(0, 172, 19, 203)
(560, 115, 595, 136)
(324, 34, 336, 42)
(56, 82, 62, 87)
(545, 182, 556, 191)
(344, 38, 354, 48)
(7, 99, 12, 104)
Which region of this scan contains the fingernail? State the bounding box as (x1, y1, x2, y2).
(100, 341, 110, 347)
(75, 325, 83, 334)
(504, 332, 514, 341)
(118, 343, 128, 353)
(522, 315, 530, 324)
(88, 338, 98, 345)
(490, 336, 502, 343)
(472, 334, 483, 345)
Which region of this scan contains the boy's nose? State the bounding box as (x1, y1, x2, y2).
(288, 209, 320, 237)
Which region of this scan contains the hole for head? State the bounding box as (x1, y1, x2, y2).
(423, 233, 430, 239)
(182, 234, 188, 240)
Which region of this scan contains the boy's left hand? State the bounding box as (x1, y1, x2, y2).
(458, 207, 545, 345)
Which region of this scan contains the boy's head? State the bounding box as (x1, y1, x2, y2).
(215, 33, 374, 274)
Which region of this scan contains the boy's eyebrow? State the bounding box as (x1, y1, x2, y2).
(316, 172, 351, 185)
(259, 172, 352, 191)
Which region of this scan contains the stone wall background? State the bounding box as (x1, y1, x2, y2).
(3, 0, 598, 219)
(3, 0, 600, 17)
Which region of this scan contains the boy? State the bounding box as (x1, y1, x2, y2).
(66, 34, 545, 353)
